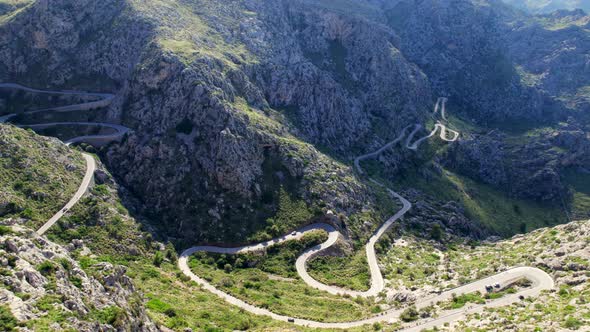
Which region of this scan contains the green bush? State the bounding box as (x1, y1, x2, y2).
(0, 305, 17, 331)
(400, 306, 419, 322)
(429, 224, 443, 241)
(58, 258, 72, 271)
(223, 263, 232, 273)
(36, 261, 56, 276)
(91, 306, 125, 326)
(70, 276, 83, 289)
(165, 243, 177, 263)
(92, 184, 109, 196)
(35, 295, 61, 311)
(0, 226, 12, 236)
(564, 317, 582, 330)
(153, 252, 164, 267)
(164, 308, 177, 317)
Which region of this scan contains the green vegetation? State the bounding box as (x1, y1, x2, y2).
(365, 157, 566, 236)
(188, 233, 379, 322)
(197, 231, 327, 279)
(26, 294, 74, 330)
(248, 188, 314, 242)
(36, 167, 284, 331)
(127, 0, 257, 67)
(0, 125, 85, 228)
(443, 292, 486, 310)
(561, 167, 590, 220)
(36, 261, 56, 276)
(307, 250, 370, 291)
(380, 237, 445, 289)
(0, 305, 18, 331)
(189, 258, 374, 322)
(463, 282, 590, 332)
(130, 260, 290, 331)
(0, 226, 12, 236)
(153, 251, 164, 267)
(380, 221, 590, 331)
(88, 306, 125, 326)
(400, 306, 419, 322)
(37, 168, 386, 330)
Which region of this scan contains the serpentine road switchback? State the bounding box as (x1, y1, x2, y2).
(178, 96, 554, 330)
(0, 83, 128, 235)
(0, 85, 555, 330)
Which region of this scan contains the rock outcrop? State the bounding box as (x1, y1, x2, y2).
(0, 0, 588, 241)
(0, 226, 158, 331)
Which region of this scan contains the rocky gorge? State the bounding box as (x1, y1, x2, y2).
(0, 0, 589, 331)
(1, 0, 589, 242)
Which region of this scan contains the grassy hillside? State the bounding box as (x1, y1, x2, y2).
(363, 157, 566, 237)
(561, 167, 590, 220)
(0, 124, 85, 229)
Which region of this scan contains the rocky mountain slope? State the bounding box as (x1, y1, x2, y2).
(1, 0, 588, 242)
(435, 219, 590, 331)
(1, 123, 587, 332)
(0, 125, 85, 228)
(0, 0, 589, 331)
(376, 218, 590, 331)
(0, 226, 158, 331)
(0, 125, 158, 331)
(503, 0, 590, 14)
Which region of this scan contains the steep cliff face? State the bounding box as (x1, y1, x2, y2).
(0, 0, 149, 90)
(506, 9, 590, 115)
(1, 0, 588, 241)
(380, 0, 547, 122)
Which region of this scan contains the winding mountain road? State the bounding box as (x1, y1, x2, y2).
(36, 153, 96, 236)
(405, 98, 459, 150)
(0, 83, 129, 235)
(4, 86, 554, 331)
(178, 98, 554, 330)
(0, 83, 127, 147)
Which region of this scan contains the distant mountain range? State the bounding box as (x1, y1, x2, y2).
(503, 0, 590, 13)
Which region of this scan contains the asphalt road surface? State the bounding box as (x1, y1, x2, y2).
(177, 98, 554, 329)
(5, 87, 554, 330)
(0, 83, 128, 234)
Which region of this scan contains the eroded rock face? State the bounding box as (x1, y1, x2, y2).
(0, 0, 588, 242)
(443, 116, 590, 205)
(380, 0, 547, 122)
(0, 227, 158, 331)
(0, 0, 149, 89)
(97, 1, 432, 241)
